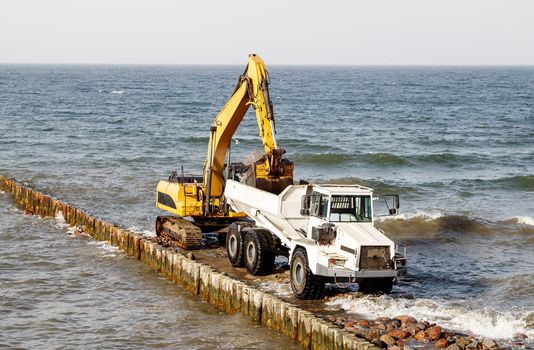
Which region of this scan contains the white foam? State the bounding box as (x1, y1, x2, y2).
(88, 240, 120, 257)
(128, 226, 156, 237)
(326, 294, 533, 339)
(514, 216, 534, 226)
(376, 211, 444, 222)
(111, 90, 125, 94)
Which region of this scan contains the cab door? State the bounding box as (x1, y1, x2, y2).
(306, 192, 330, 236)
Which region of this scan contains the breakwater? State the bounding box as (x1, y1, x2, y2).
(0, 175, 378, 350)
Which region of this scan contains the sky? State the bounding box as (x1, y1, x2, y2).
(1, 0, 533, 65)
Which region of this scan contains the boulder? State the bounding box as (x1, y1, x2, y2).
(388, 319, 401, 330)
(481, 338, 497, 349)
(394, 315, 418, 326)
(363, 329, 381, 342)
(405, 324, 420, 336)
(435, 338, 449, 348)
(373, 321, 387, 330)
(414, 330, 427, 341)
(513, 333, 528, 340)
(380, 334, 397, 346)
(455, 337, 469, 349)
(388, 329, 410, 340)
(446, 344, 461, 350)
(427, 326, 442, 341)
(358, 320, 370, 327)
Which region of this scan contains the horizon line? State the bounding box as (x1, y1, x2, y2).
(1, 62, 533, 68)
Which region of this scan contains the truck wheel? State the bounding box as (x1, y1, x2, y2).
(243, 230, 274, 275)
(358, 278, 393, 294)
(290, 247, 325, 299)
(226, 223, 245, 267)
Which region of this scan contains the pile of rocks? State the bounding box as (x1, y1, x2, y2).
(324, 314, 504, 349)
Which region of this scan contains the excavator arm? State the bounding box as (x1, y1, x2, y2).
(203, 54, 293, 207)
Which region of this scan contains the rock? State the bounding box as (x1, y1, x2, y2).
(371, 339, 382, 348)
(446, 345, 461, 350)
(363, 329, 381, 342)
(334, 316, 346, 325)
(380, 334, 397, 346)
(186, 252, 195, 260)
(414, 330, 427, 341)
(513, 333, 528, 340)
(403, 346, 415, 350)
(418, 337, 431, 344)
(358, 319, 370, 327)
(388, 329, 410, 340)
(435, 338, 449, 348)
(377, 316, 392, 323)
(405, 324, 420, 336)
(466, 340, 479, 349)
(394, 315, 418, 326)
(373, 321, 387, 330)
(395, 339, 406, 348)
(345, 320, 355, 328)
(481, 338, 497, 349)
(388, 319, 401, 329)
(388, 346, 402, 350)
(455, 337, 469, 349)
(416, 321, 428, 330)
(427, 325, 442, 341)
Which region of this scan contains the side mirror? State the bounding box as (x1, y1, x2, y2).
(378, 194, 400, 216)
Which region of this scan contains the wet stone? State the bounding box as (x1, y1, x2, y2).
(446, 344, 461, 350)
(380, 334, 396, 346)
(455, 337, 469, 349)
(393, 315, 418, 327)
(481, 338, 497, 349)
(427, 325, 442, 341)
(513, 333, 528, 340)
(414, 331, 427, 341)
(364, 329, 381, 342)
(388, 329, 410, 340)
(435, 338, 449, 348)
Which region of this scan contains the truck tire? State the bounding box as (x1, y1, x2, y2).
(357, 278, 393, 294)
(290, 247, 325, 299)
(243, 230, 275, 275)
(226, 223, 245, 267)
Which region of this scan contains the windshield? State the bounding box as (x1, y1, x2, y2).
(329, 195, 372, 222)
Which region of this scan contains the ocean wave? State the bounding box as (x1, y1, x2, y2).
(409, 153, 488, 167)
(376, 213, 534, 238)
(292, 152, 409, 166)
(111, 90, 125, 94)
(321, 176, 420, 195)
(291, 151, 496, 168)
(453, 175, 534, 192)
(326, 294, 533, 339)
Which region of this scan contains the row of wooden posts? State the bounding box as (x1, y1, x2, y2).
(0, 175, 378, 350)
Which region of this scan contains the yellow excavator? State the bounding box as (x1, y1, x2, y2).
(155, 54, 294, 249)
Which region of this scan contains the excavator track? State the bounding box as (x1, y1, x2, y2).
(156, 216, 203, 250)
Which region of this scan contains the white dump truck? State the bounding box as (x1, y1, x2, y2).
(224, 179, 407, 299)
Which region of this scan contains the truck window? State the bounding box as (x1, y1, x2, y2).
(309, 193, 329, 219)
(330, 195, 372, 222)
